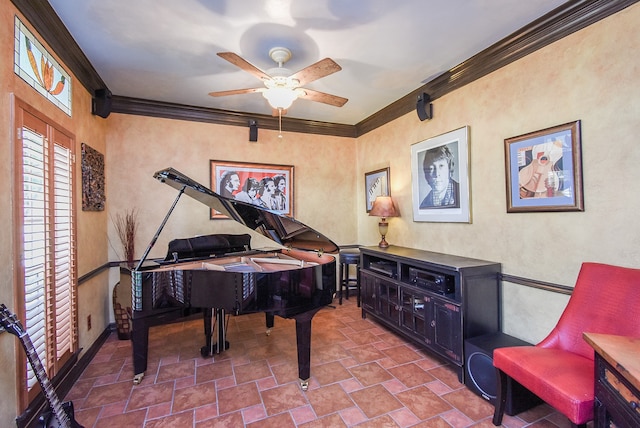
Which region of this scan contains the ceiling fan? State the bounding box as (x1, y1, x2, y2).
(208, 47, 348, 115)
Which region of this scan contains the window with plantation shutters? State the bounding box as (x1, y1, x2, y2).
(13, 98, 78, 407)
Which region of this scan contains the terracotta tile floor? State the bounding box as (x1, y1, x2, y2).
(65, 298, 585, 427)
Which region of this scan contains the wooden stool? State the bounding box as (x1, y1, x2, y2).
(338, 248, 361, 306)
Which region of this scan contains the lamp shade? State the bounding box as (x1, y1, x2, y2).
(369, 196, 399, 218)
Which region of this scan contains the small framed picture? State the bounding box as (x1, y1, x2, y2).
(365, 167, 390, 212)
(411, 126, 471, 223)
(505, 120, 583, 213)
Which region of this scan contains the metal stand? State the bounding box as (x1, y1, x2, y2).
(201, 308, 229, 357)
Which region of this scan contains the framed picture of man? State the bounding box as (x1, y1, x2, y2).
(410, 126, 471, 223)
(210, 160, 294, 219)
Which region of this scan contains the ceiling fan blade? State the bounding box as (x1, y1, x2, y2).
(289, 58, 341, 86)
(208, 88, 263, 97)
(300, 88, 348, 107)
(217, 52, 271, 81)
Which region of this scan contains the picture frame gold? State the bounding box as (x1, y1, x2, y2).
(505, 120, 584, 213)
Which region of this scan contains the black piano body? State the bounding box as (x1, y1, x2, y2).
(127, 168, 338, 389)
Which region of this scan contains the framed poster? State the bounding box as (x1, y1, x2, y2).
(411, 126, 471, 223)
(505, 120, 583, 212)
(210, 160, 294, 219)
(365, 167, 390, 212)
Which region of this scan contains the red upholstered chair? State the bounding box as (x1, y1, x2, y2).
(492, 262, 640, 428)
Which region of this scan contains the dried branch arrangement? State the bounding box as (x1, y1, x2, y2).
(112, 208, 138, 262)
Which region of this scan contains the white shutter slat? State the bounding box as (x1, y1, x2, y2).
(17, 119, 77, 393)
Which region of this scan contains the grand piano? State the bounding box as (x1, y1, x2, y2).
(125, 167, 338, 390)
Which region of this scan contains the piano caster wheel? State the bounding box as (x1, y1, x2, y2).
(133, 373, 144, 385)
(266, 328, 272, 336)
(300, 379, 309, 391)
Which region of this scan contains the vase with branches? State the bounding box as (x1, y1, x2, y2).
(112, 208, 138, 265)
(111, 208, 138, 340)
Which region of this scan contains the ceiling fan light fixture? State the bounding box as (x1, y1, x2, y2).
(263, 87, 299, 110)
(210, 48, 347, 114)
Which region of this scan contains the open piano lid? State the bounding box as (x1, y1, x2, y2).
(154, 167, 339, 254)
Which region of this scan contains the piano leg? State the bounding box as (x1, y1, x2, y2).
(131, 317, 149, 385)
(130, 308, 185, 384)
(201, 308, 229, 357)
(294, 308, 321, 391)
(265, 312, 274, 336)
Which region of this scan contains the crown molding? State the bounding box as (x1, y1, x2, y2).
(110, 96, 358, 138)
(11, 0, 638, 137)
(356, 0, 639, 135)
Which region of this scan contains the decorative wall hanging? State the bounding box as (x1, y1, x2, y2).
(411, 126, 471, 223)
(210, 160, 294, 219)
(14, 17, 72, 115)
(81, 143, 105, 211)
(505, 120, 583, 213)
(365, 167, 390, 212)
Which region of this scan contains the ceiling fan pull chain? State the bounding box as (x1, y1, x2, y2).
(278, 108, 283, 139)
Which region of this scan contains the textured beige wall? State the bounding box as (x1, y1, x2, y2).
(104, 114, 358, 263)
(0, 3, 18, 417)
(356, 3, 640, 343)
(0, 1, 111, 418)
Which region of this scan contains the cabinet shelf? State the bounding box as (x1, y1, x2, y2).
(360, 245, 501, 382)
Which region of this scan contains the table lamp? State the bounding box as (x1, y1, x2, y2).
(369, 196, 399, 248)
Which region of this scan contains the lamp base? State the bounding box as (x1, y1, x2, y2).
(377, 219, 390, 248)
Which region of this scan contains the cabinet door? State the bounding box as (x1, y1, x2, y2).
(378, 279, 400, 323)
(425, 295, 462, 364)
(360, 271, 377, 313)
(399, 288, 426, 338)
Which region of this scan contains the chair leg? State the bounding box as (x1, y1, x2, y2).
(344, 264, 350, 301)
(338, 262, 344, 304)
(492, 368, 508, 426)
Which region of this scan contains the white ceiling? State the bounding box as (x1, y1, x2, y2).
(47, 0, 568, 125)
